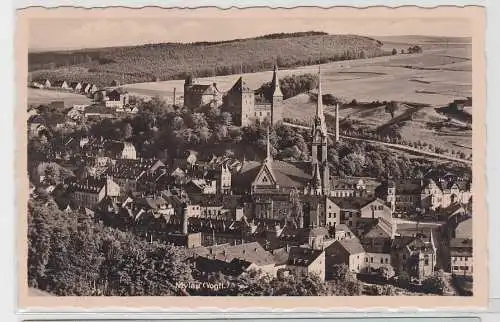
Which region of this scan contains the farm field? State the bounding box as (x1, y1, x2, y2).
(28, 88, 91, 107)
(124, 41, 471, 107)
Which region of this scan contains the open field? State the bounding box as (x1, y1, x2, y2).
(124, 41, 471, 107)
(28, 88, 91, 107)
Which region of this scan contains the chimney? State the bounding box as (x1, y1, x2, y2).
(173, 87, 176, 106)
(182, 205, 189, 235)
(335, 103, 340, 142)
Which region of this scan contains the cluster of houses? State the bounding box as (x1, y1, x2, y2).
(29, 71, 473, 285)
(30, 78, 99, 94)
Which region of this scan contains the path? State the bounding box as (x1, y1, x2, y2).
(282, 122, 472, 165)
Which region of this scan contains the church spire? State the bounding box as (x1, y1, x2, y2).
(265, 127, 272, 163)
(315, 65, 327, 134)
(272, 64, 283, 98)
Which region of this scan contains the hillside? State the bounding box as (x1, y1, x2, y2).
(28, 33, 388, 87)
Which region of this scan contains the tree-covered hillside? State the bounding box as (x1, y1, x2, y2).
(29, 33, 387, 87)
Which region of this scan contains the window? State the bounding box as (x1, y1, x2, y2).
(385, 258, 389, 264)
(334, 213, 337, 218)
(453, 266, 459, 270)
(463, 266, 468, 271)
(357, 255, 359, 259)
(328, 213, 331, 218)
(465, 257, 468, 262)
(370, 257, 373, 263)
(365, 258, 368, 263)
(380, 258, 383, 264)
(424, 259, 429, 266)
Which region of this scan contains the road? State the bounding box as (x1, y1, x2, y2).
(282, 122, 472, 165)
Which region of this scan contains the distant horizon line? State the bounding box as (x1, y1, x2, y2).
(28, 32, 472, 53)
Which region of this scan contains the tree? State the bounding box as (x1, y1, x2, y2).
(123, 122, 133, 139)
(330, 264, 351, 281)
(397, 271, 411, 289)
(422, 270, 447, 295)
(377, 265, 395, 280)
(392, 48, 398, 55)
(385, 101, 400, 119)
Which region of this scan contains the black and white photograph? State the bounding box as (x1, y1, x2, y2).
(18, 6, 486, 306)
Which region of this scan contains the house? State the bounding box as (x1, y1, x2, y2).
(273, 246, 326, 281)
(31, 79, 51, 88)
(105, 88, 130, 109)
(110, 159, 164, 194)
(89, 84, 99, 94)
(391, 231, 437, 281)
(52, 80, 70, 89)
(183, 76, 223, 111)
(68, 177, 120, 209)
(69, 82, 82, 92)
(332, 197, 391, 231)
(449, 238, 473, 276)
(84, 104, 115, 119)
(27, 115, 48, 137)
(184, 179, 217, 195)
(326, 238, 365, 274)
(188, 241, 278, 277)
(103, 140, 137, 160)
(329, 178, 373, 198)
(81, 83, 91, 94)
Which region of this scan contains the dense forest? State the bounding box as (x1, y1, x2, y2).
(28, 33, 388, 87)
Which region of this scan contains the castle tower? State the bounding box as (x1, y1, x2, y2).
(310, 65, 330, 196)
(230, 77, 255, 127)
(271, 64, 284, 125)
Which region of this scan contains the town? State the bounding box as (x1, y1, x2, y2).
(27, 59, 473, 296)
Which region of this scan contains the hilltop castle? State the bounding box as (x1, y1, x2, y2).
(183, 65, 284, 126)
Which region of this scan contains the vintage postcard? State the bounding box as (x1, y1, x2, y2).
(16, 5, 487, 310)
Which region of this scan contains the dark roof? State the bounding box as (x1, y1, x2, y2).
(393, 179, 422, 194)
(330, 196, 377, 210)
(188, 242, 275, 266)
(287, 247, 323, 267)
(305, 226, 329, 238)
(362, 238, 392, 254)
(336, 238, 365, 255)
(28, 114, 45, 124)
(52, 80, 66, 87)
(68, 177, 106, 193)
(449, 238, 472, 256)
(234, 160, 311, 189)
(85, 104, 115, 115)
(229, 77, 253, 93)
(188, 193, 245, 209)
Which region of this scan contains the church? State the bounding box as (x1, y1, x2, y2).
(222, 64, 284, 126)
(232, 66, 337, 197)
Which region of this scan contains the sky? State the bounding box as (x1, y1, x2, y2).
(28, 15, 472, 51)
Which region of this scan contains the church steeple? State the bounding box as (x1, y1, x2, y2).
(271, 64, 283, 125)
(272, 64, 283, 98)
(265, 126, 272, 164)
(314, 65, 327, 135)
(308, 64, 330, 196)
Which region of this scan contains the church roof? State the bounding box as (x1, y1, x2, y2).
(234, 160, 312, 189)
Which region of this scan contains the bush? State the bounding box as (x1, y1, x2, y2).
(422, 271, 447, 295)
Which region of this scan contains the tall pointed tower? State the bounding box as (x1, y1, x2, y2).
(251, 127, 279, 194)
(271, 64, 283, 125)
(309, 65, 330, 195)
